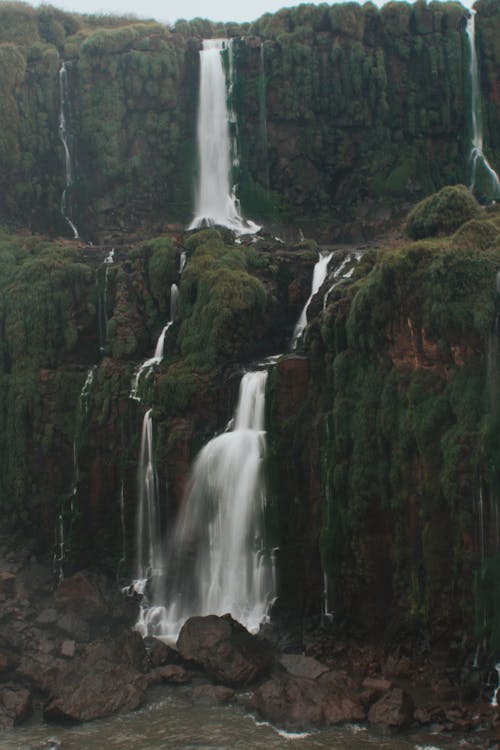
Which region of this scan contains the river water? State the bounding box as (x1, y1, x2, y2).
(2, 686, 463, 750)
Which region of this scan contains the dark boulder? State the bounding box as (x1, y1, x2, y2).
(251, 669, 366, 731)
(43, 664, 145, 722)
(0, 683, 32, 728)
(251, 674, 324, 730)
(368, 687, 415, 729)
(54, 572, 138, 634)
(177, 614, 273, 687)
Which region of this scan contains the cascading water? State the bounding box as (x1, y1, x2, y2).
(466, 11, 500, 199)
(98, 249, 114, 356)
(53, 365, 96, 580)
(292, 251, 334, 349)
(58, 62, 79, 239)
(188, 39, 260, 235)
(136, 370, 275, 642)
(130, 284, 177, 401)
(134, 409, 162, 587)
(322, 252, 362, 311)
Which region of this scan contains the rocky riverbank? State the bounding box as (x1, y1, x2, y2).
(2, 539, 500, 749)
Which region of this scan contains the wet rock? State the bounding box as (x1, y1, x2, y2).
(145, 637, 180, 668)
(368, 687, 414, 729)
(43, 664, 145, 722)
(0, 683, 32, 728)
(148, 664, 192, 685)
(251, 674, 324, 730)
(83, 630, 147, 673)
(279, 654, 329, 680)
(177, 614, 274, 687)
(318, 670, 366, 726)
(56, 613, 90, 642)
(322, 693, 366, 725)
(54, 572, 137, 633)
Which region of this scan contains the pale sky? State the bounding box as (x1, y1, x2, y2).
(29, 0, 473, 25)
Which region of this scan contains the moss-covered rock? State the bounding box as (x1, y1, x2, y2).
(406, 185, 481, 239)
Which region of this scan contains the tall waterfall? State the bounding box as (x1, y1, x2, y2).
(58, 62, 79, 239)
(136, 370, 275, 642)
(189, 39, 260, 235)
(466, 11, 500, 199)
(135, 409, 162, 584)
(292, 251, 333, 349)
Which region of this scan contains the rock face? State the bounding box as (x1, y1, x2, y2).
(177, 615, 274, 687)
(368, 688, 415, 729)
(251, 669, 366, 731)
(1, 3, 499, 237)
(0, 684, 32, 729)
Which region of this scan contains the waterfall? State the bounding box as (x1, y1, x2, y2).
(136, 370, 275, 642)
(134, 409, 162, 584)
(53, 365, 96, 580)
(466, 11, 500, 199)
(179, 251, 187, 274)
(98, 249, 114, 356)
(58, 62, 79, 239)
(170, 282, 179, 321)
(292, 251, 333, 349)
(188, 39, 260, 235)
(130, 282, 176, 401)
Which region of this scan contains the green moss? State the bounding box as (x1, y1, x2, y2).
(177, 231, 267, 365)
(406, 185, 481, 240)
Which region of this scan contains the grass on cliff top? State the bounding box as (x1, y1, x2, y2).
(346, 219, 500, 353)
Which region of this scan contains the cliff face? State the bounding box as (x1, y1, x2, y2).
(2, 190, 500, 646)
(1, 1, 499, 239)
(268, 194, 500, 644)
(0, 226, 314, 575)
(1, 0, 500, 651)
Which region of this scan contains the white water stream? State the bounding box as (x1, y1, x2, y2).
(466, 11, 500, 199)
(292, 251, 333, 349)
(130, 283, 177, 402)
(136, 370, 275, 642)
(58, 62, 79, 239)
(189, 39, 260, 235)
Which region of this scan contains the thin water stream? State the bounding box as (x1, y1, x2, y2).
(1, 687, 452, 750)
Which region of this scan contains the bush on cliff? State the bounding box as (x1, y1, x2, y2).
(406, 185, 480, 240)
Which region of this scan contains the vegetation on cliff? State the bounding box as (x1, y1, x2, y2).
(0, 0, 499, 239)
(265, 194, 500, 647)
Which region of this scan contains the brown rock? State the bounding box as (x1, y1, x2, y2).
(0, 571, 16, 599)
(43, 665, 145, 722)
(368, 687, 414, 729)
(177, 614, 273, 687)
(280, 654, 329, 680)
(55, 572, 106, 618)
(323, 694, 366, 725)
(0, 683, 32, 728)
(362, 676, 393, 692)
(251, 674, 324, 730)
(61, 640, 76, 658)
(145, 637, 179, 668)
(148, 664, 191, 684)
